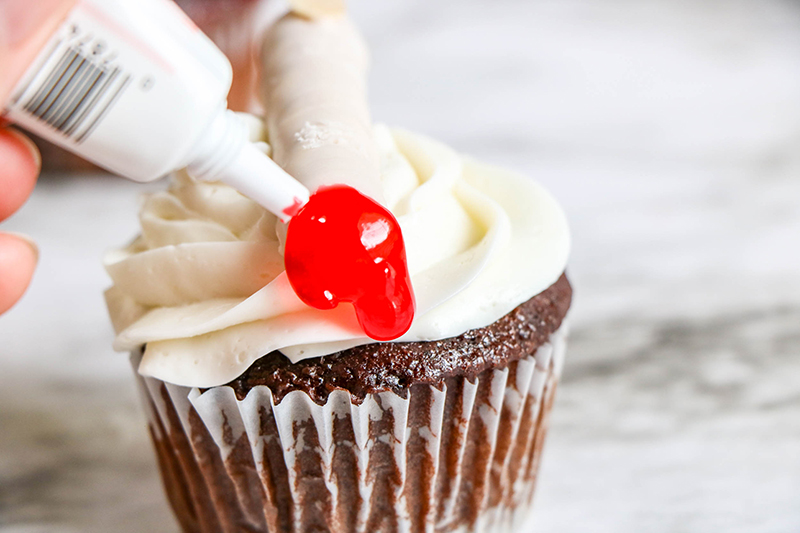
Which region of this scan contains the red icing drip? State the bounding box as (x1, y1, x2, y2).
(281, 196, 305, 220)
(284, 185, 416, 341)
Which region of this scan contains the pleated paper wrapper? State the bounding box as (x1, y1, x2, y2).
(133, 326, 568, 533)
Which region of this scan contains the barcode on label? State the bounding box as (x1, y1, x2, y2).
(21, 43, 132, 144)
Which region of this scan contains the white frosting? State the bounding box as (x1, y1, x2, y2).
(105, 125, 570, 388)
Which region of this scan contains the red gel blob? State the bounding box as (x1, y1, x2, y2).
(284, 185, 415, 341)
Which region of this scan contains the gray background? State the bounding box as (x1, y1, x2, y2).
(1, 0, 799, 531)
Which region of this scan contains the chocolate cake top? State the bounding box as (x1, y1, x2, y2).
(227, 274, 571, 404)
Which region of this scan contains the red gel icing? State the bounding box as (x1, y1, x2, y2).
(284, 185, 415, 341)
(281, 196, 305, 220)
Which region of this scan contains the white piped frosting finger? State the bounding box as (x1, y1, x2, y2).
(260, 14, 383, 204)
(288, 0, 346, 19)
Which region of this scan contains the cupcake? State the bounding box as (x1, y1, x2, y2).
(105, 9, 571, 533)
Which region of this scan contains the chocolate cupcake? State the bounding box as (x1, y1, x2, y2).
(134, 276, 569, 533)
(105, 11, 571, 533)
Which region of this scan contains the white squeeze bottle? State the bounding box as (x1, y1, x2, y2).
(2, 0, 310, 220)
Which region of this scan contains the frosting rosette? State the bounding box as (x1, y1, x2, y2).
(105, 124, 570, 388)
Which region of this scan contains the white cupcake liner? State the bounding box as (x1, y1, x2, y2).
(134, 324, 568, 533)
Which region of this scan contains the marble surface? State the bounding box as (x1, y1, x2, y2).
(2, 0, 800, 531)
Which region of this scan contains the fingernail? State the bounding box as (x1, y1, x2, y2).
(6, 232, 39, 263)
(6, 128, 41, 169)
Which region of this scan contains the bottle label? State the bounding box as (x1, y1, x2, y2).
(5, 0, 232, 182)
(9, 23, 134, 144)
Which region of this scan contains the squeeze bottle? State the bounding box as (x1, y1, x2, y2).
(1, 0, 310, 220)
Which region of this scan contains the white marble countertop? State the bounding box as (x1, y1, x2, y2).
(1, 1, 799, 531)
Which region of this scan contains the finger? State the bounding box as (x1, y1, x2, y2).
(0, 232, 38, 315)
(0, 0, 78, 46)
(0, 128, 40, 222)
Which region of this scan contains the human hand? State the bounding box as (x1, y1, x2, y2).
(0, 0, 79, 315)
(0, 125, 39, 315)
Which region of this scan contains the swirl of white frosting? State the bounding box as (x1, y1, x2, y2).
(105, 124, 570, 388)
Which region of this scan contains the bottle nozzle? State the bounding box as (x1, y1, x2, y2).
(188, 109, 310, 222)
